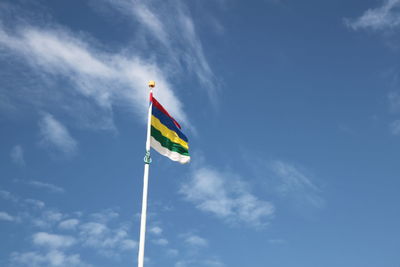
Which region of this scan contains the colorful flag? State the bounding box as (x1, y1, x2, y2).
(150, 94, 190, 164)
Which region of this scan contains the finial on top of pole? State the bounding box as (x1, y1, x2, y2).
(148, 81, 155, 88)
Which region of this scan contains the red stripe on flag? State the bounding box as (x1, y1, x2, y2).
(150, 93, 182, 129)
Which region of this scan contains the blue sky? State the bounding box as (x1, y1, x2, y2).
(1, 0, 400, 266)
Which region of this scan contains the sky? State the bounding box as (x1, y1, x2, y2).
(1, 0, 400, 266)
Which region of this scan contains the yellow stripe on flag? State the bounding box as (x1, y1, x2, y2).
(151, 115, 189, 149)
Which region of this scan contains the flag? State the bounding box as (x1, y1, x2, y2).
(150, 94, 190, 164)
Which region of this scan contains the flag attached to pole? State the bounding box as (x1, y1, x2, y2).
(150, 94, 190, 164)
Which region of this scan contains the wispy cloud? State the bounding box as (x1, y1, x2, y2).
(0, 20, 187, 129)
(388, 91, 400, 112)
(28, 180, 65, 194)
(25, 199, 46, 209)
(98, 0, 218, 101)
(10, 145, 25, 166)
(59, 219, 80, 230)
(180, 167, 275, 227)
(10, 250, 90, 267)
(7, 196, 137, 265)
(0, 211, 16, 222)
(183, 234, 208, 247)
(38, 113, 77, 155)
(345, 0, 400, 31)
(270, 161, 324, 209)
(33, 232, 76, 248)
(390, 120, 400, 134)
(149, 226, 163, 235)
(0, 189, 19, 203)
(152, 238, 169, 246)
(175, 258, 224, 267)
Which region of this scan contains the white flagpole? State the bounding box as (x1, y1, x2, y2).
(137, 81, 155, 267)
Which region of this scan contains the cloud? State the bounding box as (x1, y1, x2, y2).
(33, 232, 76, 248)
(270, 161, 324, 209)
(180, 167, 275, 227)
(59, 219, 80, 230)
(10, 145, 25, 166)
(32, 210, 64, 228)
(10, 250, 90, 267)
(183, 234, 208, 247)
(167, 249, 179, 257)
(152, 238, 169, 246)
(39, 113, 78, 155)
(0, 21, 187, 128)
(0, 211, 16, 221)
(79, 221, 137, 257)
(346, 0, 400, 31)
(149, 226, 163, 235)
(98, 0, 217, 101)
(388, 91, 400, 112)
(0, 189, 19, 203)
(25, 199, 46, 209)
(28, 180, 65, 194)
(390, 120, 400, 134)
(175, 258, 224, 267)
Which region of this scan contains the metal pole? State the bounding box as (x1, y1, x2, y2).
(137, 81, 155, 267)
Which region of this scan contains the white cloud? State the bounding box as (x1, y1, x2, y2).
(175, 259, 224, 267)
(28, 180, 65, 193)
(98, 0, 217, 101)
(59, 219, 79, 230)
(0, 23, 187, 128)
(10, 250, 89, 267)
(39, 113, 77, 155)
(388, 91, 400, 112)
(33, 210, 64, 228)
(270, 161, 324, 208)
(0, 189, 19, 202)
(167, 249, 179, 257)
(10, 145, 25, 166)
(149, 226, 163, 235)
(390, 120, 400, 134)
(346, 0, 400, 31)
(79, 221, 136, 257)
(180, 167, 275, 227)
(33, 232, 76, 248)
(90, 209, 119, 223)
(25, 199, 46, 209)
(153, 238, 169, 246)
(0, 211, 15, 221)
(183, 234, 208, 247)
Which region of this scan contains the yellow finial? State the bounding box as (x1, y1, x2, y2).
(148, 81, 155, 88)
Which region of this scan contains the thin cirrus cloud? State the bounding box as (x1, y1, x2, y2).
(0, 211, 16, 222)
(98, 0, 217, 101)
(28, 180, 65, 194)
(38, 113, 77, 155)
(10, 250, 88, 267)
(10, 145, 25, 166)
(345, 0, 400, 31)
(180, 167, 275, 227)
(0, 20, 187, 129)
(33, 232, 76, 248)
(58, 219, 80, 230)
(183, 234, 208, 247)
(390, 120, 400, 135)
(270, 160, 324, 209)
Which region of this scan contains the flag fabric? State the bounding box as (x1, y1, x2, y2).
(150, 94, 190, 164)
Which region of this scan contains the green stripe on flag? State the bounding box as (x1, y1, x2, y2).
(151, 126, 189, 156)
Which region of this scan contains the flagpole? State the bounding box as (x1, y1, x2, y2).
(137, 81, 155, 267)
